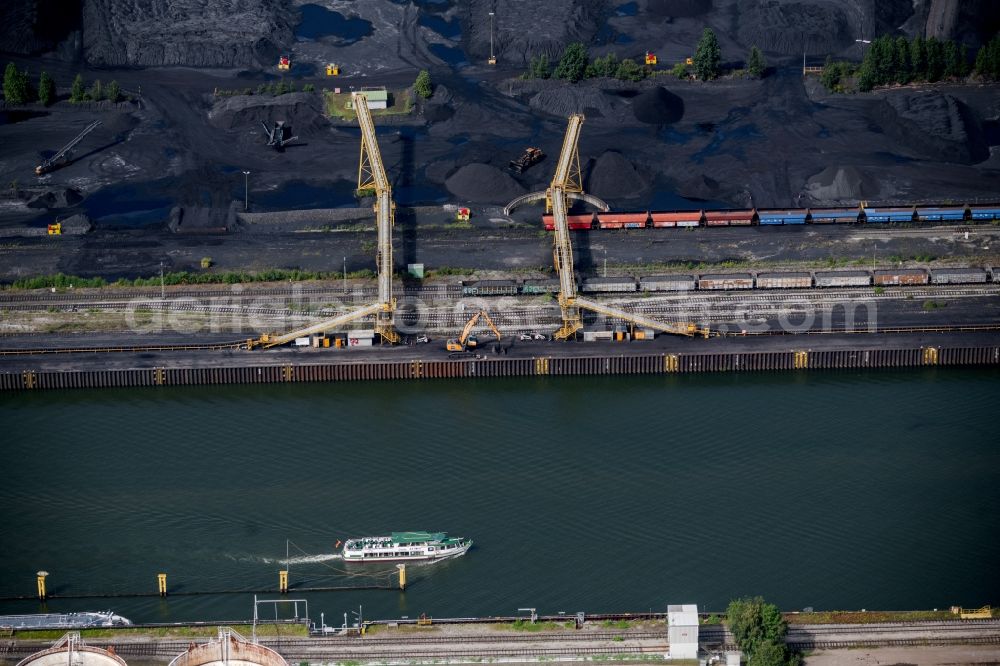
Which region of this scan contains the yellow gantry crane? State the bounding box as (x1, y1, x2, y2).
(547, 114, 710, 340)
(355, 93, 400, 344)
(249, 92, 398, 349)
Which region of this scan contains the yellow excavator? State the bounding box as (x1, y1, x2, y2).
(446, 310, 501, 352)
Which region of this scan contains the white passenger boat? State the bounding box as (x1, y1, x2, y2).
(342, 532, 472, 562)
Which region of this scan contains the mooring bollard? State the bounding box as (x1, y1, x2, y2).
(279, 570, 288, 594)
(157, 573, 167, 597)
(36, 571, 48, 601)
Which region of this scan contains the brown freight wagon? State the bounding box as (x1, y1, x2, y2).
(698, 273, 754, 290)
(873, 269, 928, 286)
(756, 272, 812, 289)
(703, 209, 755, 226)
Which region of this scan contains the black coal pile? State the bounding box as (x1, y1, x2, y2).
(805, 166, 880, 202)
(208, 93, 329, 135)
(632, 87, 684, 125)
(0, 0, 80, 56)
(736, 0, 853, 56)
(647, 0, 711, 18)
(25, 187, 83, 209)
(677, 173, 722, 201)
(445, 164, 526, 204)
(875, 92, 988, 165)
(586, 151, 648, 200)
(82, 0, 294, 68)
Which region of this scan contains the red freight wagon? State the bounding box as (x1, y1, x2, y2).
(596, 212, 649, 229)
(650, 211, 702, 228)
(542, 214, 595, 230)
(704, 209, 754, 226)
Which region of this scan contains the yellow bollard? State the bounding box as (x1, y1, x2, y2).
(36, 571, 48, 601)
(157, 573, 167, 597)
(398, 564, 406, 590)
(279, 570, 288, 594)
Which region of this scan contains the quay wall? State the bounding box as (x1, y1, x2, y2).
(1, 345, 998, 391)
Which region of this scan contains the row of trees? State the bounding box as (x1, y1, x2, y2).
(3, 65, 125, 106)
(824, 33, 1000, 93)
(856, 35, 969, 91)
(523, 29, 765, 84)
(525, 43, 649, 83)
(3, 63, 55, 105)
(70, 75, 123, 103)
(974, 34, 1000, 80)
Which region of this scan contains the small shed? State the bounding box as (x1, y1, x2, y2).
(667, 604, 699, 660)
(351, 87, 388, 110)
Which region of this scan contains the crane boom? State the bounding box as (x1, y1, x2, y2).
(546, 114, 710, 340)
(36, 120, 102, 175)
(354, 93, 398, 343)
(549, 114, 585, 339)
(247, 93, 400, 349)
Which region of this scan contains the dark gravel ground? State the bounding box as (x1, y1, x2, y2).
(0, 1, 999, 285)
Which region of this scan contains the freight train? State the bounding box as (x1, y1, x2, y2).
(461, 266, 996, 296)
(541, 203, 1000, 230)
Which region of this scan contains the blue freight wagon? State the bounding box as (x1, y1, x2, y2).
(757, 209, 808, 225)
(969, 206, 1000, 221)
(809, 207, 860, 224)
(863, 206, 915, 223)
(916, 206, 966, 221)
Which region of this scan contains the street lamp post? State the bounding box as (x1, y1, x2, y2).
(242, 170, 251, 211)
(343, 256, 347, 293)
(488, 12, 496, 65)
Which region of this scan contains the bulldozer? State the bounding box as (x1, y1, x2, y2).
(446, 310, 502, 352)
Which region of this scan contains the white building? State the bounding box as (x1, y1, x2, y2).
(667, 604, 699, 660)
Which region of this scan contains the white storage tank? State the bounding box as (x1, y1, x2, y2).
(17, 633, 127, 666)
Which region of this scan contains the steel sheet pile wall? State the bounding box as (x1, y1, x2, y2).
(2, 346, 999, 391)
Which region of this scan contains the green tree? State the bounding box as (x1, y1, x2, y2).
(37, 70, 56, 105)
(856, 60, 876, 91)
(989, 35, 1000, 79)
(727, 597, 789, 659)
(693, 27, 722, 81)
(868, 35, 894, 86)
(586, 52, 618, 78)
(70, 73, 85, 102)
(958, 43, 969, 76)
(747, 641, 791, 666)
(106, 79, 121, 103)
(3, 62, 30, 104)
(533, 54, 552, 79)
(894, 36, 910, 83)
(747, 45, 766, 78)
(925, 37, 944, 81)
(614, 58, 644, 82)
(413, 69, 432, 98)
(670, 61, 689, 78)
(909, 36, 927, 80)
(89, 78, 103, 101)
(553, 42, 589, 83)
(943, 40, 961, 78)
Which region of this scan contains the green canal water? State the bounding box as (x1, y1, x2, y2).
(1, 368, 998, 625)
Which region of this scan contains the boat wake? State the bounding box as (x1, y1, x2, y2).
(263, 553, 342, 565)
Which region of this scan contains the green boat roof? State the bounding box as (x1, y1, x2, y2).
(392, 531, 447, 543)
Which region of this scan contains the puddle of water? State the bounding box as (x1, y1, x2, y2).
(0, 110, 48, 125)
(296, 4, 373, 43)
(419, 14, 462, 39)
(429, 43, 468, 68)
(659, 127, 692, 144)
(691, 124, 761, 164)
(254, 179, 358, 210)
